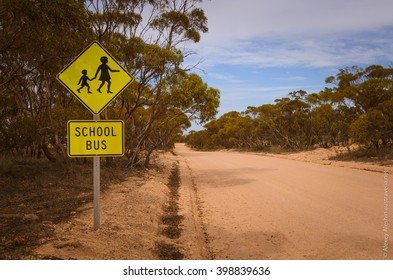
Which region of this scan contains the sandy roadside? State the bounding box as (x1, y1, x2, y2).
(174, 144, 392, 260)
(31, 153, 175, 259)
(30, 146, 391, 259)
(252, 146, 393, 174)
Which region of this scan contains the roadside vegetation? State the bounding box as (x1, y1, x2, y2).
(0, 157, 134, 259)
(186, 65, 393, 160)
(0, 0, 220, 168)
(0, 0, 219, 259)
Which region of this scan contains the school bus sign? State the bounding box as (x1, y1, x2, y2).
(57, 41, 134, 115)
(67, 120, 124, 157)
(58, 41, 132, 230)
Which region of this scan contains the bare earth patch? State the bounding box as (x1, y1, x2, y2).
(255, 145, 393, 173)
(32, 157, 174, 260)
(4, 145, 388, 260)
(1, 150, 210, 260)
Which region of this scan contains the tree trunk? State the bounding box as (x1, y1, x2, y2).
(40, 143, 57, 162)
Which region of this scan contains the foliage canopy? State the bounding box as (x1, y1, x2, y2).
(186, 65, 393, 153)
(0, 0, 220, 166)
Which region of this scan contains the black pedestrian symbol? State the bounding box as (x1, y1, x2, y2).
(77, 69, 93, 93)
(94, 56, 120, 94)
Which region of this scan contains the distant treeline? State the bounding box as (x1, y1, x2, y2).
(186, 65, 393, 152)
(0, 0, 219, 167)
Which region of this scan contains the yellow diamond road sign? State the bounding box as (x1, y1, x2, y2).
(57, 41, 134, 115)
(68, 120, 124, 157)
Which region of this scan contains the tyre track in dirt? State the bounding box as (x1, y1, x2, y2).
(177, 156, 214, 259)
(153, 152, 214, 259)
(175, 143, 393, 260)
(27, 152, 213, 260)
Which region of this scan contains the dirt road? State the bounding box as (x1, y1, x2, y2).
(175, 144, 392, 260)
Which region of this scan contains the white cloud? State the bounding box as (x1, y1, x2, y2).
(186, 0, 393, 69)
(183, 0, 393, 120)
(188, 35, 390, 68)
(274, 76, 307, 81)
(200, 0, 393, 42)
(206, 71, 245, 83)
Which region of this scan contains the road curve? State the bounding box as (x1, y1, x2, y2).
(175, 143, 392, 260)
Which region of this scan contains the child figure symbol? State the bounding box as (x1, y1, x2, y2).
(77, 69, 93, 93)
(94, 56, 120, 93)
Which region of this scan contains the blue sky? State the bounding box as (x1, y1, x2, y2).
(183, 0, 393, 129)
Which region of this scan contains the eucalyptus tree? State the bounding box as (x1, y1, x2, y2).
(326, 65, 393, 148)
(85, 0, 218, 167)
(1, 0, 219, 165)
(0, 0, 91, 159)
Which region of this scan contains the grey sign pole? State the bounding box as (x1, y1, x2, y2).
(93, 114, 100, 230)
(58, 41, 134, 231)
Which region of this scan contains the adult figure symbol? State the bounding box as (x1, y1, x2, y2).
(94, 56, 119, 93)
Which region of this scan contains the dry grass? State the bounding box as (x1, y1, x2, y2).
(0, 157, 133, 259)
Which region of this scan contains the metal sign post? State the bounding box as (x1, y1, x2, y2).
(57, 40, 134, 230)
(93, 114, 100, 230)
(67, 118, 124, 230)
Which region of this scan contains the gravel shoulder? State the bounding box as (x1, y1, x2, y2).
(4, 145, 390, 260)
(174, 143, 392, 260)
(251, 146, 393, 174)
(29, 151, 209, 260)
